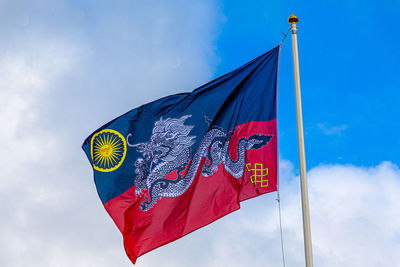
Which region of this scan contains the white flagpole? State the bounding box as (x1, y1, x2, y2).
(288, 14, 314, 267)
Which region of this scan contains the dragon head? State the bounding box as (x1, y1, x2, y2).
(150, 115, 195, 161)
(131, 115, 196, 164)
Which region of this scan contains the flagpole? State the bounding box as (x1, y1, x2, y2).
(288, 14, 314, 267)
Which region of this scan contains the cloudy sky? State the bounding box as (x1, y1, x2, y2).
(1, 0, 399, 266)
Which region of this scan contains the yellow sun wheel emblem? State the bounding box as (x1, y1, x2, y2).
(90, 129, 127, 172)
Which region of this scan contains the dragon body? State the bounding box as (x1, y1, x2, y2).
(128, 115, 272, 211)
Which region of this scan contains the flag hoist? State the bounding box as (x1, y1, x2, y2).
(289, 14, 314, 267)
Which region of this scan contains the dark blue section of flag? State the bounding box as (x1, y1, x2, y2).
(82, 46, 280, 204)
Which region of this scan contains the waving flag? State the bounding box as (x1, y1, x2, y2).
(82, 46, 280, 263)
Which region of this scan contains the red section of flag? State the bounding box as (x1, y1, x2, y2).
(103, 120, 277, 263)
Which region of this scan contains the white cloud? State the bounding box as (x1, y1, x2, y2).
(132, 161, 400, 267)
(307, 162, 400, 266)
(0, 38, 80, 180)
(317, 123, 348, 136)
(0, 1, 222, 266)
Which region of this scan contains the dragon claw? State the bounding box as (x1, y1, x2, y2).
(140, 202, 148, 211)
(135, 189, 146, 197)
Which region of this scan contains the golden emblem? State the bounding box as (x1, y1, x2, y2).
(91, 129, 127, 172)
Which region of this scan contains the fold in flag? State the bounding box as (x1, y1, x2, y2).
(82, 46, 280, 263)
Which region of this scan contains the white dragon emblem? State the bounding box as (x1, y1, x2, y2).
(127, 115, 272, 211)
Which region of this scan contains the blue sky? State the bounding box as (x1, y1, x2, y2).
(0, 0, 399, 266)
(214, 0, 400, 168)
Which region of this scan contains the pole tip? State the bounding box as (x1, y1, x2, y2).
(288, 14, 299, 24)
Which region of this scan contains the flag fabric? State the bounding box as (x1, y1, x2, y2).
(82, 45, 280, 263)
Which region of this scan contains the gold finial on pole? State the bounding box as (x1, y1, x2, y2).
(288, 14, 299, 24)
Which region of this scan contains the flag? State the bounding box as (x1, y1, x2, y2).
(82, 45, 280, 263)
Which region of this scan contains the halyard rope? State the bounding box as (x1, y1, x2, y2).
(277, 190, 286, 267)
